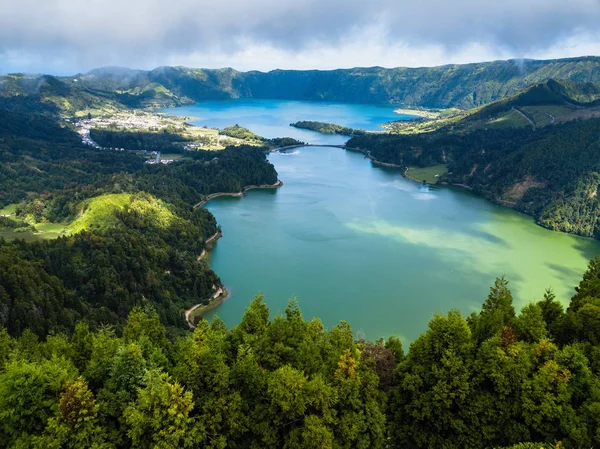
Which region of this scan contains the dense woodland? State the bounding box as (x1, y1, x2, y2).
(0, 199, 221, 337)
(2, 263, 600, 448)
(349, 113, 600, 238)
(0, 104, 279, 339)
(0, 109, 144, 207)
(90, 129, 190, 153)
(290, 121, 360, 136)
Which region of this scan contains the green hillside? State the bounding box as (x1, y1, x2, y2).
(0, 103, 280, 335)
(348, 80, 600, 238)
(384, 78, 600, 134)
(4, 57, 600, 115)
(458, 78, 600, 129)
(66, 193, 175, 234)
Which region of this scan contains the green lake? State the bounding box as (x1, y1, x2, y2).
(163, 100, 600, 342)
(204, 147, 600, 342)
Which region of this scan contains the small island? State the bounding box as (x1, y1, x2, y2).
(290, 120, 363, 136)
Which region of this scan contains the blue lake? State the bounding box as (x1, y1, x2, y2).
(162, 99, 412, 144)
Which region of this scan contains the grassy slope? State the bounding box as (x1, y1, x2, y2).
(386, 79, 600, 134)
(66, 193, 175, 234)
(0, 194, 177, 241)
(406, 165, 449, 183)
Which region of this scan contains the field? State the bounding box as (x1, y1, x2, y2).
(405, 164, 448, 183)
(483, 109, 531, 129)
(160, 153, 193, 161)
(0, 222, 66, 242)
(0, 204, 17, 216)
(521, 105, 575, 127)
(0, 204, 66, 241)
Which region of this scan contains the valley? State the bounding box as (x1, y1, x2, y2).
(3, 57, 600, 449)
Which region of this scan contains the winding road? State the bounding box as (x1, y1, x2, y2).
(512, 107, 536, 129)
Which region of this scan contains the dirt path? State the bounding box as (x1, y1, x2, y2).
(513, 107, 536, 129)
(543, 111, 556, 124)
(185, 287, 226, 328)
(193, 180, 283, 209)
(197, 231, 221, 261)
(186, 229, 228, 327)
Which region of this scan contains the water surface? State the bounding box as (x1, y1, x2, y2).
(163, 99, 411, 144)
(164, 99, 600, 341)
(205, 147, 600, 342)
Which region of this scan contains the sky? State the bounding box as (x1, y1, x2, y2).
(1, 0, 600, 75)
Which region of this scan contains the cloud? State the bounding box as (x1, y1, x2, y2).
(0, 0, 599, 74)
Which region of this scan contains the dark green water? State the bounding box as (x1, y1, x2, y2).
(204, 147, 600, 342)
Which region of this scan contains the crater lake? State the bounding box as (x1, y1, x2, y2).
(163, 100, 600, 341)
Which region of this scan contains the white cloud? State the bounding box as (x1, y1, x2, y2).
(0, 0, 599, 74)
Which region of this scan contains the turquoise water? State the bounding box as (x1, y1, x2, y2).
(162, 99, 412, 144)
(163, 99, 600, 342)
(204, 147, 600, 342)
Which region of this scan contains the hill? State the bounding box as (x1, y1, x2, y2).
(0, 104, 280, 335)
(455, 78, 600, 129)
(385, 78, 600, 133)
(348, 81, 600, 238)
(4, 57, 600, 115)
(65, 193, 176, 235)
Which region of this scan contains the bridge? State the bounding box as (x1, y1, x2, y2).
(270, 143, 361, 152)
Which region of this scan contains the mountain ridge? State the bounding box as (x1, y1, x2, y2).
(3, 56, 600, 113)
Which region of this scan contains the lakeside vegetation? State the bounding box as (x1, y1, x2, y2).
(290, 120, 362, 136)
(3, 262, 600, 448)
(348, 79, 600, 239)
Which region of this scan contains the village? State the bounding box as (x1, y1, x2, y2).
(70, 110, 255, 159)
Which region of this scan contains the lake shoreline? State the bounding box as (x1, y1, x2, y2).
(185, 179, 283, 326)
(193, 180, 284, 208)
(394, 108, 441, 119)
(344, 145, 407, 169)
(185, 286, 231, 328)
(186, 229, 230, 328)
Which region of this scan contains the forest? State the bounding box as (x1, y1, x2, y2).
(348, 115, 600, 238)
(2, 261, 600, 448)
(0, 105, 280, 339)
(90, 129, 189, 153)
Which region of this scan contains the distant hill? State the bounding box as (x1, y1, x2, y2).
(348, 79, 600, 238)
(385, 78, 600, 133)
(3, 57, 600, 114)
(455, 78, 600, 129)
